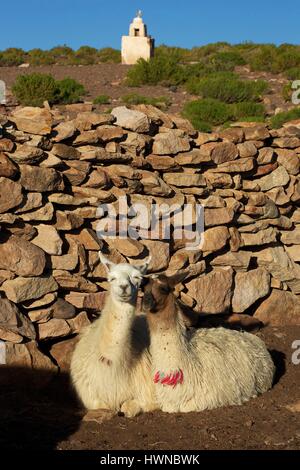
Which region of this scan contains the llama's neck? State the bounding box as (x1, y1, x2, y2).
(97, 294, 136, 364)
(149, 303, 188, 371)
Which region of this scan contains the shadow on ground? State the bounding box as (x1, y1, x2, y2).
(0, 366, 81, 450)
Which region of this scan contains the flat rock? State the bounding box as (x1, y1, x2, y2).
(201, 226, 230, 252)
(52, 121, 76, 142)
(2, 275, 58, 303)
(153, 131, 190, 155)
(211, 251, 251, 271)
(49, 336, 79, 372)
(211, 142, 239, 164)
(67, 311, 90, 334)
(7, 144, 44, 164)
(11, 107, 52, 135)
(186, 267, 233, 314)
(20, 202, 54, 221)
(163, 173, 206, 187)
(174, 149, 211, 165)
(53, 271, 98, 292)
(285, 245, 300, 262)
(204, 207, 234, 227)
(65, 291, 106, 310)
(111, 106, 150, 133)
(141, 240, 170, 272)
(281, 225, 300, 245)
(51, 143, 81, 159)
(31, 224, 63, 255)
(97, 125, 125, 142)
(232, 268, 270, 312)
(209, 157, 255, 173)
(0, 298, 35, 339)
(258, 166, 290, 191)
(0, 138, 14, 152)
(15, 192, 43, 214)
(22, 292, 57, 310)
(141, 174, 173, 196)
(0, 235, 46, 276)
(104, 237, 144, 257)
(37, 318, 71, 340)
(0, 152, 18, 178)
(237, 141, 258, 158)
(0, 177, 23, 213)
(19, 165, 64, 192)
(254, 289, 300, 325)
(146, 154, 178, 170)
(241, 227, 278, 246)
(55, 210, 84, 230)
(276, 149, 300, 175)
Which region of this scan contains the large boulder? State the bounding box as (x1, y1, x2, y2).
(186, 268, 233, 314)
(111, 106, 150, 133)
(0, 235, 46, 276)
(232, 268, 271, 313)
(254, 289, 300, 325)
(11, 107, 52, 135)
(0, 177, 23, 213)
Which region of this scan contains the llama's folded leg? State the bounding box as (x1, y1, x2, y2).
(120, 399, 143, 417)
(82, 408, 115, 424)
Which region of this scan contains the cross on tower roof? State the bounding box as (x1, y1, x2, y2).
(136, 9, 142, 18)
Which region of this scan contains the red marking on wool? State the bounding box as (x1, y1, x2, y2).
(153, 369, 184, 388)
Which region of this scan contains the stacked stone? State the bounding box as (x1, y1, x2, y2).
(0, 104, 299, 372)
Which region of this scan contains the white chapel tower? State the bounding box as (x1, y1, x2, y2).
(121, 10, 155, 65)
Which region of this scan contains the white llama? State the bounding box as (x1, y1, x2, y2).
(70, 253, 157, 417)
(142, 273, 275, 413)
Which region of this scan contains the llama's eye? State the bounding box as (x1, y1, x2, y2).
(132, 276, 142, 284)
(160, 285, 170, 294)
(109, 276, 116, 282)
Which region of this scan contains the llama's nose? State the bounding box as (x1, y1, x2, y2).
(120, 284, 128, 293)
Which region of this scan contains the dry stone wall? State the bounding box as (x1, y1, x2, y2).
(0, 103, 300, 373)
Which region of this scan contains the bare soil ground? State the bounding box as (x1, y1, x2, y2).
(0, 64, 189, 114)
(0, 64, 290, 116)
(1, 325, 299, 451)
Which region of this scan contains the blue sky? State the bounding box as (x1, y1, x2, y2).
(0, 0, 298, 51)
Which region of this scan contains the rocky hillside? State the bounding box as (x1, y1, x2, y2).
(0, 103, 300, 376)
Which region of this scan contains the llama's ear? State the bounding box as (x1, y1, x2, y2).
(99, 252, 115, 272)
(136, 256, 151, 275)
(167, 271, 188, 288)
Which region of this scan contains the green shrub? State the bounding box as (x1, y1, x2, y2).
(27, 48, 55, 65)
(0, 48, 25, 66)
(282, 83, 293, 102)
(49, 45, 75, 64)
(12, 73, 58, 106)
(183, 98, 266, 131)
(249, 45, 279, 72)
(207, 51, 246, 72)
(121, 93, 170, 109)
(270, 107, 300, 128)
(98, 48, 121, 63)
(55, 77, 86, 104)
(186, 73, 267, 103)
(93, 94, 111, 105)
(285, 67, 300, 80)
(186, 72, 237, 96)
(232, 101, 265, 119)
(125, 56, 185, 87)
(182, 98, 233, 130)
(74, 46, 98, 65)
(12, 73, 85, 106)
